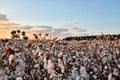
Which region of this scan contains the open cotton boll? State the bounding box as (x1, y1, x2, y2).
(108, 73, 112, 80)
(47, 60, 55, 75)
(76, 76, 80, 80)
(5, 42, 10, 47)
(44, 77, 48, 80)
(34, 64, 39, 69)
(93, 75, 97, 79)
(117, 64, 120, 68)
(9, 54, 15, 61)
(108, 68, 119, 80)
(16, 59, 25, 71)
(72, 68, 78, 79)
(16, 77, 23, 80)
(4, 75, 8, 80)
(80, 66, 90, 80)
(3, 59, 8, 65)
(80, 66, 86, 73)
(47, 60, 54, 69)
(9, 54, 15, 65)
(32, 50, 37, 56)
(43, 57, 47, 69)
(0, 77, 4, 80)
(57, 52, 63, 58)
(113, 69, 119, 76)
(0, 69, 5, 77)
(25, 42, 32, 48)
(58, 58, 65, 73)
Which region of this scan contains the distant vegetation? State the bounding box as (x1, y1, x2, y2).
(9, 30, 120, 41)
(63, 34, 120, 41)
(10, 30, 58, 40)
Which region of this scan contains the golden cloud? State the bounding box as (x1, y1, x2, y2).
(0, 13, 89, 39)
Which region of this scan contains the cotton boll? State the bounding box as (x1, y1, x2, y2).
(25, 42, 32, 48)
(34, 64, 39, 69)
(5, 67, 9, 75)
(117, 64, 120, 69)
(9, 54, 15, 65)
(108, 73, 112, 80)
(116, 50, 119, 55)
(57, 52, 63, 58)
(80, 66, 90, 80)
(4, 75, 8, 80)
(72, 68, 78, 79)
(5, 42, 10, 47)
(43, 57, 47, 69)
(68, 75, 72, 80)
(0, 69, 5, 77)
(16, 59, 25, 71)
(16, 77, 23, 80)
(76, 76, 80, 80)
(80, 66, 86, 74)
(32, 50, 37, 56)
(3, 60, 8, 65)
(47, 60, 55, 76)
(0, 77, 4, 80)
(44, 77, 48, 80)
(47, 60, 54, 69)
(93, 67, 98, 72)
(113, 69, 119, 76)
(58, 58, 65, 73)
(108, 68, 119, 80)
(93, 75, 97, 79)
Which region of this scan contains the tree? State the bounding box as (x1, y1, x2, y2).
(10, 30, 20, 39)
(17, 30, 21, 33)
(11, 30, 16, 36)
(11, 30, 16, 39)
(22, 31, 26, 36)
(44, 33, 49, 40)
(33, 34, 38, 40)
(23, 36, 29, 40)
(39, 33, 42, 37)
(45, 33, 48, 36)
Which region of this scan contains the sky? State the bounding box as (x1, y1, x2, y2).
(0, 0, 120, 39)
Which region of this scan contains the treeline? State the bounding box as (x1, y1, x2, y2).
(10, 30, 57, 40)
(63, 34, 120, 41)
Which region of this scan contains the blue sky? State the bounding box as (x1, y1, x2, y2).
(0, 0, 120, 38)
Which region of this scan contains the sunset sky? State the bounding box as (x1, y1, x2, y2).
(0, 0, 120, 39)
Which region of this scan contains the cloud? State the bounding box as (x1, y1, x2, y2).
(0, 26, 9, 29)
(31, 25, 54, 34)
(0, 23, 10, 28)
(0, 13, 90, 39)
(0, 22, 33, 30)
(31, 27, 70, 38)
(11, 25, 34, 30)
(57, 22, 90, 38)
(22, 26, 34, 30)
(0, 13, 9, 21)
(73, 27, 87, 32)
(61, 32, 73, 37)
(70, 27, 90, 37)
(36, 25, 53, 29)
(0, 13, 15, 29)
(53, 28, 68, 33)
(51, 28, 70, 38)
(0, 23, 11, 29)
(52, 28, 68, 35)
